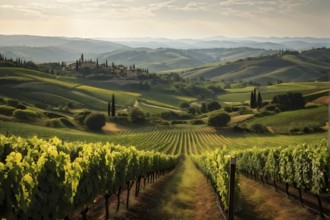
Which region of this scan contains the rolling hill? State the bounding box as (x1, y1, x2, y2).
(0, 35, 130, 63)
(97, 47, 275, 72)
(180, 48, 330, 83)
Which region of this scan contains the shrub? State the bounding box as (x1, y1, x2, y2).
(109, 116, 129, 124)
(74, 111, 91, 124)
(180, 102, 190, 109)
(171, 120, 187, 125)
(46, 118, 64, 128)
(190, 119, 205, 125)
(13, 109, 43, 121)
(239, 107, 253, 115)
(149, 117, 170, 126)
(160, 111, 193, 120)
(0, 105, 15, 116)
(16, 104, 27, 110)
(5, 99, 19, 108)
(274, 107, 281, 113)
(249, 123, 268, 133)
(264, 104, 278, 111)
(224, 106, 232, 113)
(289, 127, 300, 134)
(303, 127, 310, 134)
(272, 92, 305, 111)
(207, 101, 221, 112)
(208, 113, 231, 127)
(129, 108, 146, 124)
(84, 113, 106, 131)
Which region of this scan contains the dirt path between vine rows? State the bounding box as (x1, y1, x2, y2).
(124, 158, 223, 220)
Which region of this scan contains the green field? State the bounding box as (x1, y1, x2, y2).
(245, 106, 328, 133)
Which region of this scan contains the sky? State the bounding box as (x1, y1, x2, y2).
(0, 0, 329, 39)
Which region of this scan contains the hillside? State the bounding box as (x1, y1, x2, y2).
(181, 48, 330, 83)
(0, 35, 130, 63)
(97, 47, 275, 72)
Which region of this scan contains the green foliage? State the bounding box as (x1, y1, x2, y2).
(74, 111, 91, 125)
(0, 105, 16, 116)
(160, 111, 192, 120)
(236, 140, 329, 195)
(84, 113, 106, 131)
(129, 108, 146, 124)
(208, 113, 231, 127)
(200, 103, 207, 113)
(111, 94, 116, 117)
(180, 102, 190, 109)
(192, 148, 239, 211)
(5, 99, 19, 108)
(190, 119, 205, 125)
(272, 92, 305, 111)
(171, 120, 187, 125)
(249, 123, 268, 134)
(109, 116, 130, 124)
(0, 135, 179, 219)
(13, 109, 43, 121)
(207, 101, 221, 112)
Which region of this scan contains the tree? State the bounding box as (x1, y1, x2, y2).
(208, 113, 231, 127)
(188, 107, 196, 115)
(106, 60, 108, 67)
(207, 101, 221, 112)
(201, 103, 207, 113)
(272, 92, 305, 111)
(96, 59, 99, 69)
(129, 108, 145, 124)
(250, 91, 255, 108)
(107, 100, 111, 117)
(250, 88, 258, 108)
(75, 61, 79, 71)
(257, 91, 262, 109)
(111, 94, 116, 117)
(84, 113, 106, 131)
(81, 53, 84, 63)
(180, 102, 190, 109)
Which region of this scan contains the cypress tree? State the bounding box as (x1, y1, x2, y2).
(75, 60, 79, 71)
(201, 103, 207, 113)
(96, 59, 99, 68)
(107, 100, 111, 117)
(250, 91, 254, 108)
(257, 91, 262, 109)
(111, 94, 116, 117)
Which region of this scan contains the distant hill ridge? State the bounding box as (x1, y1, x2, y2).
(0, 35, 329, 73)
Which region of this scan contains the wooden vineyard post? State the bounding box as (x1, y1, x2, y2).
(228, 158, 236, 220)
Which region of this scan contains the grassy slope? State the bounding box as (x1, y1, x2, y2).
(181, 49, 330, 83)
(245, 106, 328, 133)
(0, 67, 194, 112)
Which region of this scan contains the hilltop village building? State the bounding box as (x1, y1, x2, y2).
(67, 54, 145, 78)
